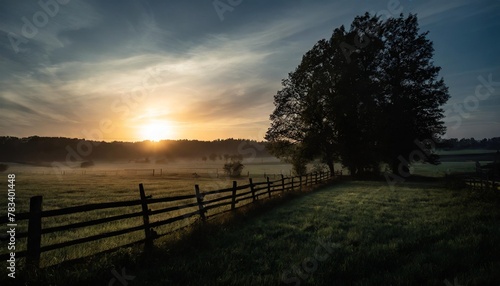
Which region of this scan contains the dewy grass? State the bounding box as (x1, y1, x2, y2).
(3, 180, 500, 285)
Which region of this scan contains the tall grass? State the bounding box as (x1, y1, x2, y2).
(3, 180, 500, 285)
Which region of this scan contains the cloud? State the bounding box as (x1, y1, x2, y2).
(0, 0, 499, 140)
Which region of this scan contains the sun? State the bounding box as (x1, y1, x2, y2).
(140, 121, 175, 141)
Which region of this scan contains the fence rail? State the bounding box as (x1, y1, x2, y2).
(464, 176, 499, 191)
(0, 171, 333, 268)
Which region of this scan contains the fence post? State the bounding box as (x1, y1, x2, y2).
(231, 181, 237, 210)
(267, 177, 272, 198)
(139, 184, 153, 249)
(305, 173, 308, 186)
(299, 175, 302, 192)
(195, 185, 206, 221)
(249, 178, 256, 201)
(291, 177, 294, 192)
(315, 172, 318, 184)
(27, 196, 43, 270)
(281, 174, 285, 193)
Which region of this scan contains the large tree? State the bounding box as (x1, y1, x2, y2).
(266, 13, 449, 177)
(377, 15, 449, 172)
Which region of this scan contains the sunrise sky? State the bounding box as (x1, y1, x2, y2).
(0, 0, 499, 142)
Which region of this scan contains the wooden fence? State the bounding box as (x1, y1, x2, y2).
(464, 175, 499, 191)
(0, 171, 332, 269)
(464, 164, 499, 191)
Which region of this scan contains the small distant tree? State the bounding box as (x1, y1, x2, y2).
(0, 164, 8, 172)
(223, 161, 244, 177)
(209, 153, 217, 161)
(202, 156, 207, 162)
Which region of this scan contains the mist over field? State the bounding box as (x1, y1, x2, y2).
(1, 0, 499, 284)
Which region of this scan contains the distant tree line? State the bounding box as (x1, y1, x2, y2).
(0, 136, 497, 165)
(0, 136, 270, 163)
(438, 137, 500, 150)
(202, 153, 244, 162)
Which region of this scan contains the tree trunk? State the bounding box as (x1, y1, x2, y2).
(327, 161, 335, 177)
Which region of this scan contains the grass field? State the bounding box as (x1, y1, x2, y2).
(0, 158, 341, 268)
(1, 150, 499, 284)
(4, 180, 499, 285)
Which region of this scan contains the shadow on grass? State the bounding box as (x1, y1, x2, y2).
(6, 177, 500, 285)
(6, 180, 341, 286)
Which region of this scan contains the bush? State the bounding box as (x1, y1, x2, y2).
(310, 162, 328, 174)
(223, 161, 244, 177)
(0, 164, 8, 172)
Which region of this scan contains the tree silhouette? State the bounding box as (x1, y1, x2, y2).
(223, 161, 244, 177)
(266, 13, 449, 177)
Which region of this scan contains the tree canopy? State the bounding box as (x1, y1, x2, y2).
(266, 13, 450, 177)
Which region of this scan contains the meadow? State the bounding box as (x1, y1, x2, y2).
(0, 150, 498, 285)
(0, 158, 341, 268)
(3, 180, 499, 285)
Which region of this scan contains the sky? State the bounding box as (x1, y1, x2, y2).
(0, 0, 499, 142)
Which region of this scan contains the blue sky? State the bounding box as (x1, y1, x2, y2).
(0, 0, 499, 141)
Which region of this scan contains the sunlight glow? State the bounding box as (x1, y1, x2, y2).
(139, 121, 175, 141)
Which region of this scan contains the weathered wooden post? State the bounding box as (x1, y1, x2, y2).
(299, 175, 302, 192)
(291, 177, 294, 192)
(281, 174, 285, 193)
(194, 185, 206, 221)
(267, 177, 272, 198)
(231, 181, 237, 210)
(249, 178, 256, 201)
(27, 196, 43, 270)
(139, 184, 153, 249)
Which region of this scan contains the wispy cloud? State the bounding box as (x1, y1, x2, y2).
(0, 0, 499, 140)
